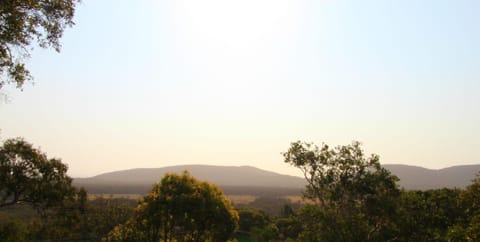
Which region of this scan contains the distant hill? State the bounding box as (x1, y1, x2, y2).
(74, 165, 306, 196)
(73, 164, 480, 195)
(383, 164, 480, 190)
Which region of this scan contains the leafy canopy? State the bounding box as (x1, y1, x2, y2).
(0, 0, 79, 90)
(284, 141, 400, 241)
(0, 138, 76, 212)
(106, 171, 239, 242)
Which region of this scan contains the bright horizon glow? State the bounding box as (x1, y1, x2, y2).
(1, 0, 479, 178)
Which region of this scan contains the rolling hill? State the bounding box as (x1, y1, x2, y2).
(73, 164, 480, 195)
(74, 165, 306, 196)
(384, 164, 480, 190)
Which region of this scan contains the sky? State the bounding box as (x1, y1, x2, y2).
(0, 0, 479, 178)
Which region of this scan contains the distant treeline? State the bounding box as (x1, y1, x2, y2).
(76, 182, 303, 197)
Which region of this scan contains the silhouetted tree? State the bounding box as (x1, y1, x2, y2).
(0, 138, 76, 213)
(0, 138, 97, 241)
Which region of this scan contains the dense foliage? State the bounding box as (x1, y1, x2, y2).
(0, 138, 76, 212)
(105, 171, 239, 242)
(0, 196, 135, 241)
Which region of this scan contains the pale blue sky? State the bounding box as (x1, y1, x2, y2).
(1, 0, 479, 177)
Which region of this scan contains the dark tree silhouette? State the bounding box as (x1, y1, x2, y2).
(0, 138, 76, 213)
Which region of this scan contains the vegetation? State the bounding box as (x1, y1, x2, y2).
(284, 141, 401, 241)
(1, 139, 480, 241)
(2, 1, 477, 242)
(235, 196, 301, 217)
(105, 171, 239, 242)
(0, 138, 131, 241)
(0, 0, 79, 90)
(0, 138, 77, 212)
(0, 196, 135, 241)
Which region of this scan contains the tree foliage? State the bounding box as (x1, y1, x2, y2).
(398, 188, 463, 241)
(0, 137, 76, 213)
(0, 195, 136, 242)
(0, 137, 98, 241)
(106, 171, 239, 242)
(284, 141, 401, 241)
(446, 174, 480, 241)
(0, 0, 79, 90)
(237, 208, 270, 233)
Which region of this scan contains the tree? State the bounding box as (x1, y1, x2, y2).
(398, 189, 463, 241)
(76, 197, 135, 240)
(237, 208, 270, 233)
(283, 141, 400, 241)
(461, 174, 480, 241)
(276, 206, 302, 241)
(105, 171, 239, 242)
(0, 138, 92, 241)
(250, 223, 278, 242)
(0, 0, 79, 90)
(0, 138, 76, 213)
(447, 173, 480, 241)
(22, 195, 135, 242)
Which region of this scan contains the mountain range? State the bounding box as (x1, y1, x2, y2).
(384, 164, 479, 190)
(73, 164, 480, 195)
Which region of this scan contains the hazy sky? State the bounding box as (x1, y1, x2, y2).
(1, 0, 479, 177)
